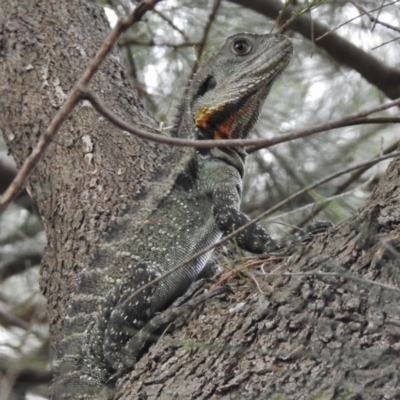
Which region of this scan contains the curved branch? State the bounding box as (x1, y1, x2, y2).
(82, 89, 400, 151)
(0, 158, 37, 214)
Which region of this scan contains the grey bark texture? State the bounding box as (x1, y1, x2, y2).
(1, 1, 400, 399)
(115, 158, 400, 399)
(0, 0, 175, 346)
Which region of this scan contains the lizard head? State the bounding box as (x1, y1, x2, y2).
(189, 33, 293, 141)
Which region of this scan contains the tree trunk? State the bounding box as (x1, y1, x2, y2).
(0, 0, 176, 345)
(1, 1, 400, 399)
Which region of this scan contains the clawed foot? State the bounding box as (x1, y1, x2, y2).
(299, 220, 333, 242)
(107, 369, 125, 385)
(284, 220, 333, 245)
(306, 220, 333, 235)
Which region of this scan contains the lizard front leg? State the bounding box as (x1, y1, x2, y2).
(212, 185, 331, 253)
(212, 185, 283, 253)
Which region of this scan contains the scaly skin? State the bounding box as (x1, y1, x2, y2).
(51, 32, 293, 399)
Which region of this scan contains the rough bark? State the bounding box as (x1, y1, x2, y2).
(115, 157, 400, 399)
(1, 1, 400, 399)
(0, 0, 176, 347)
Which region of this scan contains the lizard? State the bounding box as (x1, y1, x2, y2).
(51, 32, 300, 399)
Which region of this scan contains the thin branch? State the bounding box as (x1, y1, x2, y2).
(0, 0, 161, 211)
(339, 117, 400, 126)
(277, 1, 322, 34)
(118, 38, 200, 49)
(81, 89, 400, 151)
(0, 253, 42, 281)
(120, 150, 400, 308)
(257, 270, 400, 294)
(269, 168, 376, 224)
(371, 0, 385, 32)
(192, 0, 222, 74)
(296, 139, 400, 227)
(0, 309, 47, 340)
(0, 159, 37, 214)
(152, 8, 190, 41)
(306, 0, 314, 44)
(246, 105, 400, 153)
(349, 0, 400, 34)
(315, 0, 400, 41)
(371, 34, 400, 50)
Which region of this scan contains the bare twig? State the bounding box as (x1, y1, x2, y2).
(0, 309, 47, 340)
(257, 270, 400, 294)
(81, 89, 400, 151)
(269, 168, 376, 224)
(371, 0, 385, 32)
(277, 1, 322, 34)
(193, 0, 222, 74)
(119, 38, 200, 49)
(0, 0, 162, 210)
(349, 0, 400, 34)
(153, 8, 190, 41)
(371, 35, 400, 50)
(295, 139, 400, 227)
(316, 0, 400, 41)
(306, 0, 314, 44)
(336, 117, 400, 126)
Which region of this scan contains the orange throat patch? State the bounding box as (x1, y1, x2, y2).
(195, 96, 255, 140)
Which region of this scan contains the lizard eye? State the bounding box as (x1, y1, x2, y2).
(196, 76, 217, 97)
(231, 38, 252, 55)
